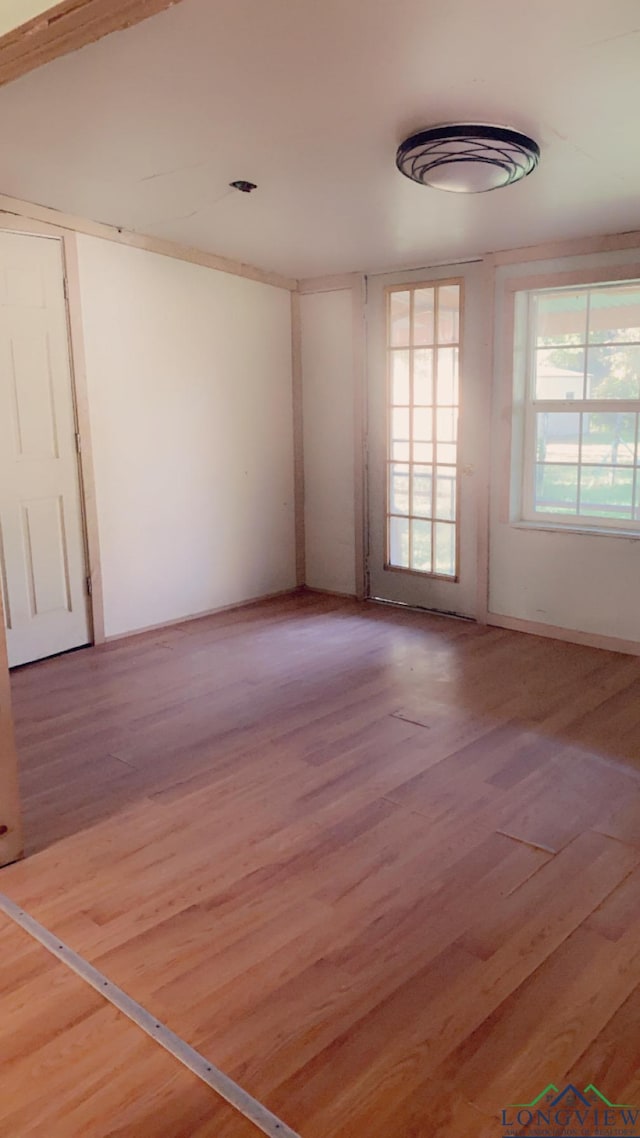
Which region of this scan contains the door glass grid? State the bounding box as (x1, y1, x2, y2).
(386, 283, 460, 577)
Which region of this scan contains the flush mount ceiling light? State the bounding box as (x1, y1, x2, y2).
(396, 123, 540, 193)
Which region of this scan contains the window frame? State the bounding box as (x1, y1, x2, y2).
(515, 276, 640, 537)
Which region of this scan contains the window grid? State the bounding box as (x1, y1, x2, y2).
(522, 280, 640, 530)
(386, 281, 461, 578)
(576, 406, 584, 516)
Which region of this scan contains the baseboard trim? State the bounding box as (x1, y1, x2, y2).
(103, 587, 303, 643)
(301, 585, 358, 600)
(487, 611, 640, 657)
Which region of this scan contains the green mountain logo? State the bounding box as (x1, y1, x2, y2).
(510, 1083, 634, 1109)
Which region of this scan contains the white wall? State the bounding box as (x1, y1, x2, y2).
(300, 289, 356, 595)
(297, 246, 640, 647)
(489, 246, 640, 643)
(77, 236, 296, 638)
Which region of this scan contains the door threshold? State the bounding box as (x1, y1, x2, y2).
(367, 596, 475, 622)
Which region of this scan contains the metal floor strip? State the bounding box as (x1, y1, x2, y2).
(0, 891, 300, 1138)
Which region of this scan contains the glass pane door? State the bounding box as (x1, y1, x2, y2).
(367, 262, 487, 617)
(387, 282, 460, 579)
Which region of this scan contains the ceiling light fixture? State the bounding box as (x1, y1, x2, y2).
(396, 123, 540, 193)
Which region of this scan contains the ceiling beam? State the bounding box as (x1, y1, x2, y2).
(0, 0, 185, 87)
(0, 191, 298, 290)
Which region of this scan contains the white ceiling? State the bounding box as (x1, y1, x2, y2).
(0, 0, 638, 279)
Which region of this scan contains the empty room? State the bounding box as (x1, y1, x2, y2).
(1, 1, 639, 1136)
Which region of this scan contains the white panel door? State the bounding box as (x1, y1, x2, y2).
(0, 232, 90, 667)
(367, 262, 489, 618)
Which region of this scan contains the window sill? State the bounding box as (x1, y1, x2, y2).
(510, 519, 640, 541)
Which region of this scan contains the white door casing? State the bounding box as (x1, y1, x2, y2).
(0, 231, 90, 667)
(367, 261, 489, 618)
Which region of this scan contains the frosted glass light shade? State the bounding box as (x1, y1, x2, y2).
(396, 124, 540, 193)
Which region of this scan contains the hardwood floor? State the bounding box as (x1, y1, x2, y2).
(2, 591, 640, 1136)
(0, 918, 261, 1137)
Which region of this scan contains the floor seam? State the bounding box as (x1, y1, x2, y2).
(0, 891, 300, 1138)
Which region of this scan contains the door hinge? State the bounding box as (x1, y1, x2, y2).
(63, 276, 69, 301)
(75, 431, 82, 454)
(86, 575, 93, 596)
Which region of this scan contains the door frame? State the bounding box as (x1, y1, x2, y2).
(0, 218, 104, 865)
(0, 217, 105, 656)
(0, 582, 22, 866)
(362, 259, 493, 620)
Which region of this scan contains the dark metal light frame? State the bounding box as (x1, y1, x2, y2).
(396, 123, 540, 192)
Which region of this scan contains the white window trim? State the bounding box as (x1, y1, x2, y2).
(514, 280, 640, 538)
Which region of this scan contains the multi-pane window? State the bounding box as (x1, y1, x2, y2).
(521, 281, 640, 529)
(386, 281, 460, 578)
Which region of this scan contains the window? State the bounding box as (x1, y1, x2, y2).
(386, 281, 460, 578)
(518, 280, 640, 531)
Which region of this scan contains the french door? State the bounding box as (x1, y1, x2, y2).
(366, 261, 487, 618)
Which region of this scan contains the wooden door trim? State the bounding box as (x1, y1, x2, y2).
(0, 586, 23, 866)
(0, 0, 187, 89)
(62, 232, 105, 645)
(475, 254, 495, 623)
(352, 275, 367, 600)
(290, 291, 305, 587)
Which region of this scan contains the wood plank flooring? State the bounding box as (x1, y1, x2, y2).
(0, 916, 264, 1137)
(2, 591, 640, 1136)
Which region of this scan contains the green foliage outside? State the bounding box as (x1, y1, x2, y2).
(536, 322, 639, 518)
